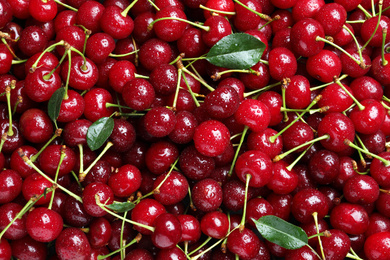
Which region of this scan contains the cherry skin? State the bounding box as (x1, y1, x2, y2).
(267, 160, 298, 194)
(151, 213, 182, 249)
(145, 140, 179, 175)
(247, 128, 283, 159)
(83, 88, 116, 122)
(193, 120, 230, 157)
(365, 232, 390, 260)
(169, 110, 198, 144)
(233, 0, 262, 31)
(350, 76, 383, 101)
(314, 3, 347, 36)
(317, 83, 353, 113)
(62, 119, 92, 147)
(285, 75, 311, 109)
(24, 67, 61, 102)
(38, 144, 76, 178)
(343, 175, 379, 205)
(19, 108, 53, 144)
(227, 228, 261, 259)
(0, 169, 22, 204)
(0, 238, 11, 260)
(29, 0, 57, 22)
(0, 44, 13, 76)
(87, 217, 112, 249)
(361, 15, 390, 48)
(292, 0, 325, 21)
(122, 78, 156, 111)
(63, 195, 93, 228)
(100, 5, 134, 39)
(246, 197, 274, 227)
(235, 150, 273, 188)
(282, 121, 314, 153)
(370, 152, 390, 189)
(144, 107, 176, 138)
(17, 25, 48, 57)
(138, 38, 172, 71)
(234, 99, 271, 133)
(55, 227, 91, 260)
(330, 203, 369, 235)
(108, 60, 137, 93)
(291, 18, 325, 57)
(240, 61, 270, 90)
(131, 198, 166, 235)
(202, 15, 232, 48)
(133, 11, 156, 44)
(200, 211, 229, 239)
(85, 33, 116, 65)
(60, 56, 98, 91)
(318, 229, 351, 260)
(57, 90, 85, 123)
(177, 214, 201, 243)
(256, 91, 283, 126)
(26, 207, 63, 242)
(309, 150, 340, 185)
(153, 6, 187, 42)
(82, 182, 114, 217)
(10, 235, 47, 260)
(365, 213, 390, 238)
(192, 178, 223, 212)
(291, 188, 329, 224)
(371, 53, 390, 87)
(109, 118, 136, 152)
(306, 49, 342, 83)
(76, 0, 105, 34)
(179, 145, 215, 180)
(152, 171, 188, 205)
(55, 25, 86, 57)
(268, 47, 297, 81)
(349, 99, 386, 135)
(0, 203, 27, 240)
(204, 86, 240, 119)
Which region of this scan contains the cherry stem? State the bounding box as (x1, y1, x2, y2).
(346, 252, 364, 260)
(357, 4, 373, 18)
(106, 103, 132, 110)
(149, 17, 210, 32)
(171, 68, 182, 111)
(228, 125, 249, 176)
(63, 50, 72, 99)
(343, 25, 364, 64)
(352, 160, 369, 175)
(188, 237, 212, 256)
(177, 56, 215, 92)
(281, 80, 289, 122)
(243, 81, 281, 98)
(120, 211, 128, 259)
(316, 36, 362, 65)
(77, 144, 84, 174)
(12, 96, 22, 116)
(345, 139, 390, 166)
(109, 49, 139, 58)
(30, 129, 62, 163)
(233, 0, 272, 21)
(310, 74, 348, 91)
(121, 0, 139, 17)
(11, 59, 27, 64)
(182, 72, 201, 107)
(307, 232, 325, 240)
(355, 134, 370, 154)
(199, 4, 236, 16)
(273, 134, 329, 162)
(239, 174, 251, 230)
(383, 5, 390, 13)
(360, 0, 383, 52)
(312, 212, 326, 260)
(269, 95, 322, 143)
(134, 73, 149, 79)
(1, 38, 20, 60)
(53, 0, 78, 11)
(79, 142, 114, 182)
(30, 40, 65, 72)
(5, 82, 15, 136)
(0, 133, 7, 154)
(382, 29, 388, 66)
(19, 149, 83, 202)
(346, 20, 366, 24)
(334, 77, 365, 110)
(42, 46, 69, 81)
(259, 15, 280, 31)
(48, 146, 66, 210)
(211, 69, 258, 81)
(97, 234, 142, 260)
(371, 0, 376, 15)
(286, 143, 314, 171)
(68, 46, 88, 71)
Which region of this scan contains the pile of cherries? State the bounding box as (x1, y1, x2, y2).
(1, 0, 390, 259)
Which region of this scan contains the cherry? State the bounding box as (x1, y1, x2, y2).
(108, 118, 135, 153)
(227, 228, 261, 259)
(330, 202, 369, 235)
(267, 193, 292, 221)
(343, 175, 379, 205)
(10, 145, 38, 178)
(202, 15, 232, 48)
(361, 15, 390, 48)
(83, 88, 116, 122)
(285, 75, 311, 109)
(26, 207, 63, 242)
(166, 89, 197, 112)
(83, 160, 111, 186)
(149, 64, 178, 96)
(11, 235, 47, 260)
(314, 3, 347, 36)
(168, 110, 198, 144)
(76, 0, 105, 34)
(239, 61, 270, 90)
(349, 99, 386, 135)
(60, 55, 99, 91)
(317, 112, 355, 153)
(291, 18, 325, 57)
(55, 227, 91, 260)
(245, 197, 274, 227)
(122, 78, 156, 111)
(55, 25, 86, 57)
(24, 67, 61, 102)
(306, 49, 342, 82)
(222, 180, 248, 211)
(145, 140, 179, 175)
(365, 231, 390, 260)
(82, 182, 114, 217)
(371, 53, 390, 88)
(54, 10, 77, 32)
(0, 44, 13, 75)
(233, 0, 263, 32)
(179, 145, 215, 180)
(151, 213, 181, 249)
(132, 11, 156, 44)
(153, 171, 188, 205)
(340, 49, 371, 78)
(108, 60, 137, 93)
(234, 99, 271, 133)
(282, 121, 314, 153)
(0, 169, 22, 204)
(99, 5, 134, 39)
(268, 47, 297, 81)
(285, 245, 318, 260)
(17, 26, 48, 57)
(291, 188, 329, 223)
(177, 214, 201, 243)
(108, 219, 136, 252)
(0, 202, 27, 240)
(125, 248, 154, 260)
(193, 120, 230, 157)
(144, 107, 176, 138)
(39, 145, 76, 178)
(29, 0, 57, 22)
(235, 150, 273, 188)
(19, 108, 53, 144)
(62, 119, 92, 147)
(317, 82, 353, 114)
(87, 217, 112, 249)
(131, 198, 166, 235)
(204, 85, 240, 119)
(22, 172, 53, 205)
(318, 229, 351, 260)
(268, 160, 298, 194)
(256, 91, 283, 126)
(153, 6, 187, 42)
(365, 213, 390, 238)
(192, 178, 223, 212)
(370, 152, 390, 189)
(138, 38, 172, 71)
(292, 0, 325, 21)
(0, 238, 11, 260)
(308, 149, 340, 185)
(85, 33, 116, 65)
(300, 218, 329, 247)
(57, 90, 85, 123)
(200, 211, 229, 239)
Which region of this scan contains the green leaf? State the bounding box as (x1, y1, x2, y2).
(87, 117, 114, 151)
(206, 33, 266, 69)
(253, 215, 308, 250)
(105, 201, 135, 213)
(48, 88, 66, 123)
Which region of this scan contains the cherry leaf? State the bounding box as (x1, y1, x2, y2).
(206, 33, 266, 69)
(87, 117, 114, 151)
(47, 87, 65, 123)
(105, 201, 135, 213)
(253, 215, 308, 250)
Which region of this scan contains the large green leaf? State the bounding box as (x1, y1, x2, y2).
(105, 201, 135, 213)
(87, 117, 114, 151)
(206, 33, 265, 69)
(47, 88, 65, 123)
(254, 215, 308, 250)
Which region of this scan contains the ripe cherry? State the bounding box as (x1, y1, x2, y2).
(349, 99, 386, 135)
(0, 203, 27, 240)
(330, 203, 369, 235)
(192, 178, 223, 212)
(26, 207, 63, 242)
(234, 99, 271, 133)
(83, 88, 116, 122)
(82, 182, 114, 217)
(306, 49, 342, 82)
(227, 228, 261, 259)
(291, 18, 325, 57)
(29, 0, 57, 22)
(152, 213, 182, 249)
(100, 5, 134, 39)
(365, 231, 390, 260)
(131, 198, 166, 235)
(60, 56, 98, 91)
(39, 145, 76, 178)
(55, 227, 91, 260)
(76, 0, 105, 34)
(193, 120, 230, 157)
(153, 171, 188, 205)
(291, 188, 329, 223)
(24, 67, 61, 102)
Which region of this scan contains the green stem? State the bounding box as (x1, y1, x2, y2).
(316, 36, 361, 65)
(243, 81, 281, 98)
(334, 78, 365, 110)
(109, 49, 139, 58)
(239, 174, 251, 229)
(121, 0, 139, 16)
(228, 126, 249, 176)
(343, 25, 364, 64)
(382, 29, 388, 66)
(149, 17, 210, 32)
(233, 0, 271, 21)
(357, 4, 373, 18)
(310, 74, 348, 91)
(30, 129, 62, 162)
(345, 139, 390, 166)
(97, 234, 142, 260)
(48, 146, 66, 210)
(172, 69, 182, 110)
(286, 143, 314, 171)
(53, 0, 78, 11)
(180, 65, 215, 92)
(313, 212, 326, 260)
(106, 103, 132, 110)
(360, 0, 383, 52)
(182, 72, 201, 107)
(69, 47, 88, 71)
(5, 84, 14, 136)
(79, 142, 114, 182)
(11, 59, 27, 64)
(199, 4, 236, 16)
(188, 237, 212, 256)
(30, 40, 65, 72)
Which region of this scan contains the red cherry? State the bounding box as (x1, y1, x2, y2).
(193, 120, 230, 157)
(55, 227, 91, 260)
(26, 207, 63, 242)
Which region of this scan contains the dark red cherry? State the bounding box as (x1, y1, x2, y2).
(227, 228, 261, 259)
(292, 0, 325, 21)
(340, 49, 371, 78)
(202, 15, 232, 48)
(330, 203, 369, 235)
(24, 67, 61, 102)
(82, 182, 114, 217)
(63, 196, 93, 228)
(318, 229, 351, 260)
(350, 76, 383, 101)
(0, 169, 22, 204)
(133, 11, 156, 44)
(314, 3, 347, 36)
(193, 120, 230, 157)
(201, 211, 229, 239)
(282, 121, 314, 153)
(85, 33, 116, 65)
(56, 227, 91, 260)
(256, 91, 283, 126)
(57, 90, 85, 123)
(0, 44, 13, 75)
(344, 175, 379, 205)
(0, 238, 11, 260)
(268, 160, 298, 194)
(204, 86, 240, 119)
(138, 38, 172, 71)
(131, 198, 166, 235)
(22, 172, 53, 205)
(306, 49, 342, 82)
(123, 78, 156, 111)
(145, 141, 179, 175)
(100, 5, 134, 39)
(55, 25, 86, 57)
(291, 188, 329, 223)
(240, 61, 270, 90)
(179, 145, 215, 180)
(153, 6, 187, 42)
(19, 108, 53, 144)
(234, 99, 271, 133)
(285, 75, 311, 109)
(268, 47, 297, 81)
(371, 53, 390, 88)
(11, 235, 47, 260)
(76, 0, 105, 34)
(370, 152, 390, 189)
(177, 27, 207, 58)
(192, 178, 223, 212)
(309, 150, 340, 185)
(317, 83, 353, 113)
(365, 213, 390, 238)
(83, 88, 116, 122)
(177, 214, 201, 243)
(365, 231, 390, 260)
(169, 110, 198, 144)
(233, 0, 262, 31)
(144, 107, 176, 138)
(0, 203, 27, 240)
(153, 171, 188, 205)
(361, 15, 390, 48)
(18, 25, 48, 57)
(61, 56, 98, 91)
(349, 99, 386, 135)
(152, 213, 182, 249)
(39, 145, 76, 178)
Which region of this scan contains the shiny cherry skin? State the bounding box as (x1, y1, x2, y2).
(0, 203, 27, 240)
(317, 229, 351, 260)
(131, 198, 166, 235)
(153, 171, 188, 205)
(349, 99, 386, 135)
(290, 18, 325, 57)
(330, 203, 369, 235)
(192, 178, 223, 212)
(26, 207, 63, 242)
(83, 88, 116, 122)
(227, 228, 261, 259)
(365, 232, 390, 260)
(193, 120, 230, 157)
(343, 175, 379, 205)
(0, 169, 22, 204)
(82, 182, 114, 217)
(100, 5, 134, 39)
(38, 144, 76, 178)
(24, 67, 61, 102)
(55, 227, 91, 260)
(234, 99, 271, 133)
(291, 188, 329, 224)
(152, 213, 182, 249)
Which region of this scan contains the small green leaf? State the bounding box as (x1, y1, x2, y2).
(105, 201, 135, 213)
(87, 117, 114, 151)
(206, 33, 266, 69)
(48, 88, 66, 123)
(254, 215, 308, 250)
